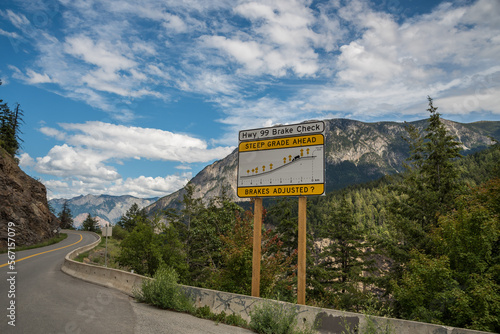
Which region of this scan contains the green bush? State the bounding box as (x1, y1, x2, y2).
(195, 305, 212, 319)
(112, 225, 128, 240)
(194, 305, 248, 328)
(134, 266, 194, 313)
(225, 312, 248, 327)
(249, 301, 316, 334)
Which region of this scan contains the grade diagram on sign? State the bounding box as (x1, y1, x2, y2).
(238, 145, 324, 187)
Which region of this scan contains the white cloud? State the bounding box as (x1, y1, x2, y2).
(111, 174, 191, 197)
(25, 69, 54, 84)
(30, 122, 234, 197)
(47, 121, 235, 163)
(39, 126, 66, 140)
(4, 9, 30, 28)
(43, 173, 191, 199)
(64, 35, 136, 72)
(34, 144, 121, 181)
(291, 0, 500, 121)
(18, 152, 34, 168)
(4, 0, 500, 202)
(0, 28, 20, 39)
(201, 0, 323, 77)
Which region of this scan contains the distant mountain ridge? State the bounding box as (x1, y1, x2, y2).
(144, 118, 499, 215)
(49, 194, 158, 227)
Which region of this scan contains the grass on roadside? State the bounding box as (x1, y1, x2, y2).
(73, 235, 121, 269)
(0, 233, 68, 254)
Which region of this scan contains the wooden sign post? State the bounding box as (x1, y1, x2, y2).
(297, 196, 307, 305)
(251, 197, 263, 297)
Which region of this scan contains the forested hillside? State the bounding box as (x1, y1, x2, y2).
(145, 117, 498, 215)
(112, 100, 499, 332)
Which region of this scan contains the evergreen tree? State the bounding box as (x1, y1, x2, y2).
(421, 97, 462, 210)
(265, 197, 325, 303)
(58, 201, 74, 229)
(318, 196, 377, 311)
(164, 184, 242, 286)
(82, 213, 99, 232)
(392, 97, 462, 254)
(186, 190, 241, 286)
(393, 179, 500, 331)
(408, 97, 461, 228)
(0, 80, 24, 158)
(266, 198, 298, 257)
(116, 203, 148, 232)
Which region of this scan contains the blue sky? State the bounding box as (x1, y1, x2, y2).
(1, 0, 499, 200)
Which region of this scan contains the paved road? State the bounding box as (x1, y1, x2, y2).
(0, 230, 253, 334)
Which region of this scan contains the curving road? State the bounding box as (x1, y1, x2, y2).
(0, 230, 252, 334)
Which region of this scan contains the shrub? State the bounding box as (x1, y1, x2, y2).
(225, 312, 248, 327)
(112, 225, 128, 240)
(134, 266, 193, 313)
(250, 301, 316, 334)
(194, 305, 212, 319)
(194, 305, 248, 328)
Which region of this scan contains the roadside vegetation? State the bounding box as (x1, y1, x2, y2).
(1, 233, 68, 254)
(74, 234, 121, 268)
(67, 98, 500, 333)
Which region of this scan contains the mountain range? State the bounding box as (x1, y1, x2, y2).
(49, 194, 158, 227)
(144, 118, 499, 215)
(48, 118, 499, 222)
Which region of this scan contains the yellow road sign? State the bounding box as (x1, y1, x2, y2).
(237, 184, 324, 198)
(239, 134, 324, 152)
(238, 121, 325, 198)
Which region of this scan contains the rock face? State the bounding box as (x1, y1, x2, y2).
(146, 149, 238, 213)
(146, 118, 499, 214)
(0, 147, 58, 249)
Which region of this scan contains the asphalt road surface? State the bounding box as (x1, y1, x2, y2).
(0, 230, 253, 334)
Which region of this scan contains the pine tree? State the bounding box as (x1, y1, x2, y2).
(265, 197, 326, 303)
(58, 201, 74, 229)
(82, 213, 99, 232)
(266, 198, 298, 257)
(318, 195, 377, 311)
(0, 81, 24, 158)
(116, 203, 148, 232)
(421, 97, 462, 211)
(393, 97, 462, 254)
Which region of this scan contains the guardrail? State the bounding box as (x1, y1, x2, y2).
(62, 231, 147, 295)
(61, 233, 491, 334)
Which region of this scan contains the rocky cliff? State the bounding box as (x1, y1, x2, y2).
(0, 147, 58, 249)
(145, 118, 499, 214)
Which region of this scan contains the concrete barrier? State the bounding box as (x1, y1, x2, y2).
(61, 232, 148, 296)
(61, 236, 492, 334)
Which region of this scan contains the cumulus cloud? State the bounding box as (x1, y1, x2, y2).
(6, 0, 500, 198)
(7, 0, 500, 126)
(27, 122, 234, 198)
(202, 0, 323, 77)
(293, 0, 500, 120)
(35, 144, 121, 181)
(42, 121, 235, 163)
(43, 173, 191, 199)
